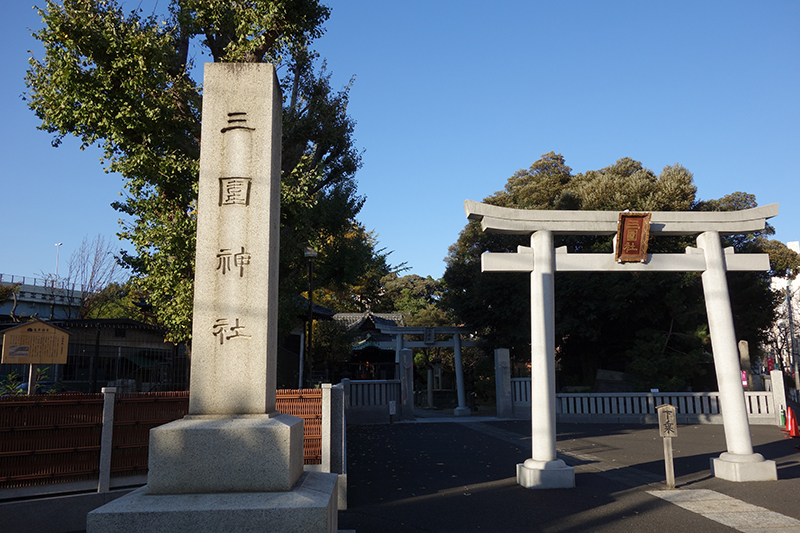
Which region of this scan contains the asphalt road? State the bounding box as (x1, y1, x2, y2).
(338, 417, 800, 532)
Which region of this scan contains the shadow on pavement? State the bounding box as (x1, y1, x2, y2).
(339, 420, 800, 532)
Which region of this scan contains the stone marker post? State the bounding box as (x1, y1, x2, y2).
(657, 404, 678, 490)
(87, 64, 338, 533)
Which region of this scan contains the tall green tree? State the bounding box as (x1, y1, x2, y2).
(444, 152, 797, 391)
(26, 0, 373, 342)
(312, 225, 396, 313)
(378, 273, 451, 326)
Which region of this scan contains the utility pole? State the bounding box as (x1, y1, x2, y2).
(787, 278, 799, 391)
(303, 244, 318, 388)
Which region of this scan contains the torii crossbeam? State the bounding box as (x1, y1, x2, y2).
(465, 200, 780, 488)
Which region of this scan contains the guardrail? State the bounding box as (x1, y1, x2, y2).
(510, 377, 785, 425)
(0, 273, 76, 290)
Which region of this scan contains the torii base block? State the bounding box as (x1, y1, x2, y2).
(711, 453, 777, 482)
(517, 459, 575, 489)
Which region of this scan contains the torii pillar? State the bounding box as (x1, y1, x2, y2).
(465, 200, 779, 488)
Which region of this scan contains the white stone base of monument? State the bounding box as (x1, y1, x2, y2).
(86, 471, 338, 533)
(147, 413, 303, 494)
(454, 406, 471, 417)
(710, 452, 778, 482)
(517, 458, 575, 489)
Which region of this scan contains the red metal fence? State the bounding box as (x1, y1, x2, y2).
(0, 389, 323, 490)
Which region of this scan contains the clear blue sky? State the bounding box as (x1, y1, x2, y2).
(2, 1, 798, 283)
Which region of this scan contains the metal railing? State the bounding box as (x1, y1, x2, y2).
(0, 273, 77, 291)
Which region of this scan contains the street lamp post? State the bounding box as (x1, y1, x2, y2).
(55, 242, 62, 279)
(50, 242, 63, 321)
(303, 244, 318, 389)
(53, 242, 63, 381)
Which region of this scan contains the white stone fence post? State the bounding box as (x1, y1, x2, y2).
(494, 348, 513, 418)
(770, 370, 788, 423)
(97, 387, 116, 493)
(320, 384, 347, 510)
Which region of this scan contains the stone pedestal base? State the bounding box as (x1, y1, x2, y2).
(454, 406, 471, 417)
(710, 452, 778, 482)
(87, 471, 338, 533)
(147, 413, 303, 494)
(517, 458, 575, 489)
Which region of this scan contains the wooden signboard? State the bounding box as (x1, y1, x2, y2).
(615, 212, 652, 263)
(1, 320, 69, 365)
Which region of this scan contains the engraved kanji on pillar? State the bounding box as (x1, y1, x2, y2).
(189, 64, 283, 416)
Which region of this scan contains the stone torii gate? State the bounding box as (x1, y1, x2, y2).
(379, 326, 476, 416)
(464, 199, 780, 489)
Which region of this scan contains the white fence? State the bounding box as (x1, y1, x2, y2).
(340, 379, 402, 424)
(510, 377, 784, 425)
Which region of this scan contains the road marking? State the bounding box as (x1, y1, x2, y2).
(648, 489, 800, 532)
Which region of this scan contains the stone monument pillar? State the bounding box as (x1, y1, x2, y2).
(87, 64, 338, 532)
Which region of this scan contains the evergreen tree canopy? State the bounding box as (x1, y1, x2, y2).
(444, 152, 798, 391)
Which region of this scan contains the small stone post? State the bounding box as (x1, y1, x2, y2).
(495, 348, 513, 418)
(322, 383, 347, 510)
(771, 369, 787, 426)
(657, 404, 678, 490)
(97, 387, 116, 493)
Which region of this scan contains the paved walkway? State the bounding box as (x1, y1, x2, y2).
(338, 410, 800, 532)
